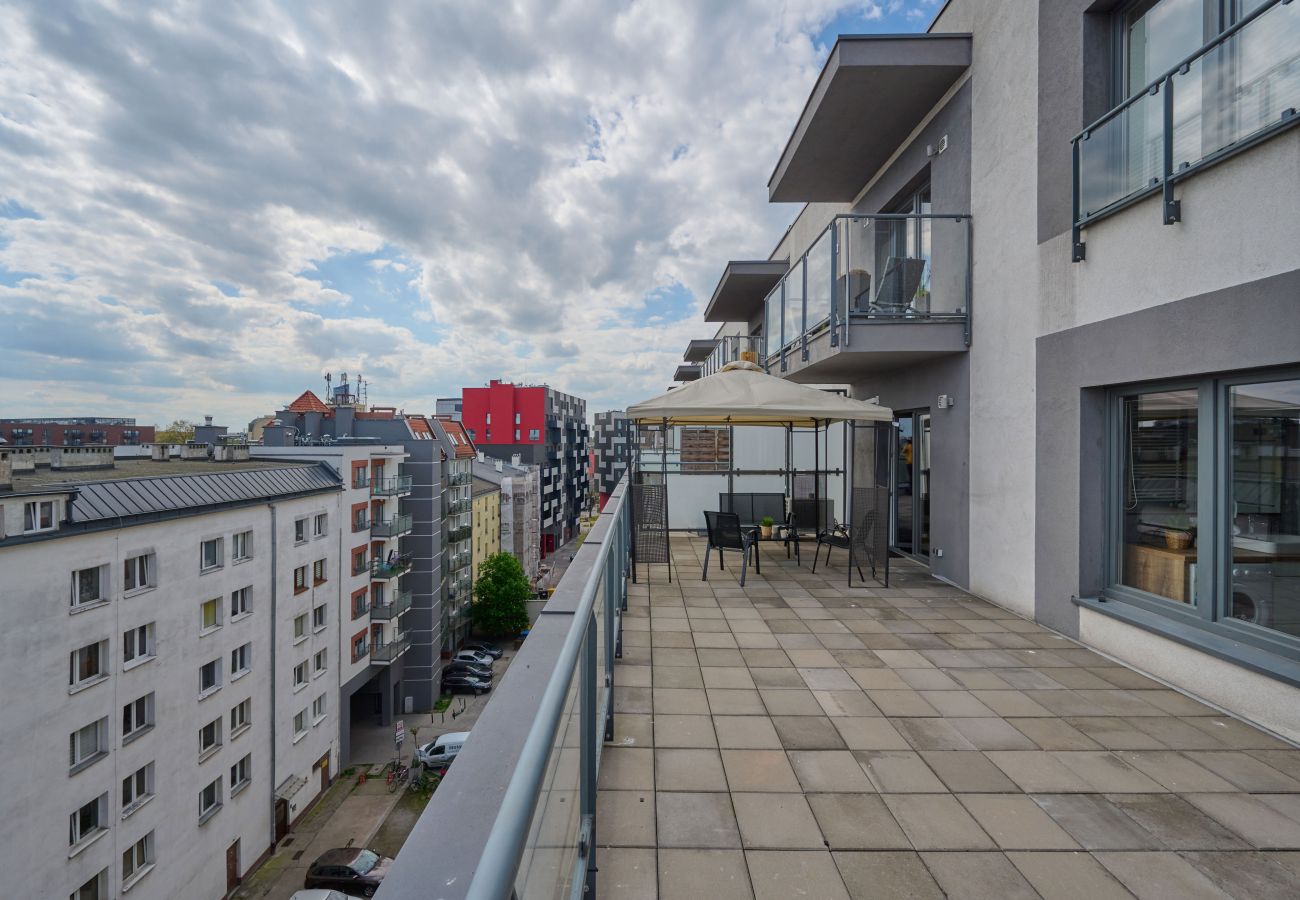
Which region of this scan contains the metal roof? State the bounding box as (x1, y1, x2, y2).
(67, 463, 341, 524)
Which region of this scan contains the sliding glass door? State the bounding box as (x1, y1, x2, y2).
(892, 410, 932, 562)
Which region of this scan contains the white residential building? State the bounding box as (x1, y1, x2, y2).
(0, 445, 343, 900)
(473, 453, 541, 583)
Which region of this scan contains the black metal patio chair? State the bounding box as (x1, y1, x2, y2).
(702, 510, 757, 587)
(811, 510, 873, 585)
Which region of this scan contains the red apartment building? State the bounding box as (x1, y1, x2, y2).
(0, 417, 154, 446)
(459, 380, 588, 556)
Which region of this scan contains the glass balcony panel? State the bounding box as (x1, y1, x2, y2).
(782, 258, 804, 348)
(926, 216, 968, 315)
(763, 285, 782, 359)
(805, 228, 833, 331)
(1078, 88, 1163, 218)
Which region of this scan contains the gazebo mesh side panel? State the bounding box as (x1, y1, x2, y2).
(850, 421, 893, 587)
(631, 483, 670, 565)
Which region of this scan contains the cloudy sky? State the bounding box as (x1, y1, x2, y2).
(0, 1, 935, 427)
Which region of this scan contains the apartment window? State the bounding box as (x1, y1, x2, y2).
(485, 413, 491, 424)
(199, 717, 222, 757)
(352, 465, 368, 488)
(293, 709, 307, 740)
(313, 558, 327, 584)
(122, 693, 155, 742)
(121, 831, 155, 886)
(199, 658, 221, 697)
(293, 565, 308, 593)
(71, 869, 108, 900)
(232, 529, 253, 561)
(351, 588, 369, 619)
(230, 643, 252, 679)
(71, 565, 107, 609)
(69, 640, 108, 690)
(352, 632, 369, 662)
(529, 428, 540, 441)
(515, 428, 521, 441)
(230, 754, 252, 795)
(121, 762, 154, 815)
(200, 537, 223, 572)
(313, 648, 327, 675)
(294, 517, 308, 543)
(312, 694, 326, 723)
(200, 597, 221, 632)
(1106, 370, 1300, 663)
(314, 512, 328, 537)
(69, 718, 108, 771)
(123, 623, 155, 667)
(294, 661, 309, 689)
(294, 613, 308, 641)
(352, 547, 367, 575)
(24, 499, 55, 532)
(230, 698, 251, 735)
(353, 505, 368, 531)
(198, 777, 222, 821)
(69, 793, 108, 847)
(312, 603, 327, 631)
(230, 586, 251, 619)
(123, 553, 154, 593)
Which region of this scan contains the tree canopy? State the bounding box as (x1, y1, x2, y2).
(471, 551, 531, 637)
(155, 418, 197, 443)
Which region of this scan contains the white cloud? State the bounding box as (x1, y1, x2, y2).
(0, 0, 898, 425)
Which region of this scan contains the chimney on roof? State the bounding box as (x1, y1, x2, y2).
(511, 454, 522, 467)
(0, 449, 11, 491)
(51, 446, 114, 471)
(204, 415, 213, 426)
(495, 459, 503, 472)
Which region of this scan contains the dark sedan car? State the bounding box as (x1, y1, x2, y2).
(442, 673, 491, 695)
(304, 848, 392, 897)
(463, 641, 503, 659)
(444, 660, 493, 679)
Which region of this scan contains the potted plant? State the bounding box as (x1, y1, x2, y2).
(1164, 513, 1194, 550)
(760, 516, 775, 539)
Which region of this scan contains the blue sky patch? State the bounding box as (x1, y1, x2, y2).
(297, 244, 437, 337)
(212, 280, 241, 297)
(0, 266, 40, 287)
(814, 2, 929, 50)
(0, 199, 40, 220)
(636, 281, 696, 325)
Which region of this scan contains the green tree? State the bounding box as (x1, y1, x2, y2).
(471, 552, 531, 637)
(155, 419, 197, 443)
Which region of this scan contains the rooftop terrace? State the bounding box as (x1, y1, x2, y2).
(593, 537, 1300, 899)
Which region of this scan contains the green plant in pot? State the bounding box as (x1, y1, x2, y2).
(1164, 512, 1195, 550)
(760, 516, 775, 539)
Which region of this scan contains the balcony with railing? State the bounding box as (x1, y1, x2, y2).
(763, 212, 971, 383)
(701, 333, 766, 377)
(372, 513, 413, 539)
(370, 554, 412, 580)
(446, 497, 473, 516)
(450, 471, 473, 486)
(370, 635, 410, 664)
(1071, 0, 1299, 260)
(372, 474, 413, 496)
(369, 589, 412, 620)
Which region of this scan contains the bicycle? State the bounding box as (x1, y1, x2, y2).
(386, 760, 409, 793)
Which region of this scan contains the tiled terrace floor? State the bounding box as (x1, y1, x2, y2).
(596, 536, 1300, 900)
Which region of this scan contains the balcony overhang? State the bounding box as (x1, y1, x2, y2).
(703, 260, 788, 323)
(767, 34, 972, 202)
(673, 363, 702, 382)
(682, 339, 719, 363)
(776, 319, 969, 383)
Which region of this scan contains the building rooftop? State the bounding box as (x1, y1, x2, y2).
(472, 476, 500, 497)
(436, 417, 478, 458)
(285, 390, 333, 414)
(11, 456, 318, 491)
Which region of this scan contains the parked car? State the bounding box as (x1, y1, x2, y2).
(290, 890, 351, 900)
(463, 641, 503, 659)
(444, 660, 493, 679)
(303, 848, 392, 897)
(442, 673, 491, 695)
(417, 730, 470, 769)
(452, 649, 495, 667)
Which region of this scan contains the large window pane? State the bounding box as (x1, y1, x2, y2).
(783, 260, 804, 347)
(1118, 390, 1200, 605)
(1229, 379, 1300, 635)
(764, 285, 782, 359)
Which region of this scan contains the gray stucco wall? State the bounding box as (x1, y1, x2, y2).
(1035, 268, 1300, 638)
(851, 352, 971, 588)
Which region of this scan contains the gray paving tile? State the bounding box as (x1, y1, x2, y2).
(744, 850, 851, 900)
(1005, 717, 1105, 751)
(984, 751, 1096, 792)
(596, 847, 657, 900)
(771, 715, 847, 750)
(657, 849, 752, 900)
(748, 667, 806, 688)
(609, 713, 654, 748)
(832, 850, 944, 899)
(713, 716, 781, 750)
(600, 747, 656, 791)
(1094, 851, 1233, 900)
(1005, 850, 1136, 900)
(882, 794, 996, 850)
(808, 795, 910, 849)
(920, 851, 1041, 900)
(707, 688, 767, 716)
(1182, 849, 1300, 900)
(1031, 794, 1165, 850)
(1184, 716, 1293, 749)
(654, 666, 705, 689)
(731, 793, 826, 849)
(599, 789, 656, 847)
(656, 792, 740, 849)
(894, 717, 979, 752)
(656, 748, 728, 792)
(654, 688, 711, 715)
(856, 750, 946, 793)
(757, 688, 822, 716)
(718, 749, 802, 793)
(1063, 717, 1167, 750)
(812, 689, 882, 717)
(831, 716, 911, 750)
(865, 689, 941, 717)
(1104, 794, 1248, 850)
(1111, 752, 1238, 793)
(958, 793, 1081, 849)
(949, 717, 1038, 750)
(789, 750, 875, 792)
(654, 714, 718, 749)
(1182, 792, 1300, 848)
(914, 750, 1018, 792)
(1183, 751, 1300, 792)
(1052, 751, 1168, 793)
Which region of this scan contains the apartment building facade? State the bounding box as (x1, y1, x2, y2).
(472, 475, 502, 579)
(436, 417, 476, 651)
(0, 445, 343, 900)
(686, 0, 1300, 740)
(460, 380, 588, 556)
(0, 416, 154, 446)
(263, 382, 448, 714)
(472, 453, 541, 583)
(593, 410, 631, 511)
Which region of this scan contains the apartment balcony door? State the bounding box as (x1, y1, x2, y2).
(226, 840, 241, 893)
(892, 410, 932, 562)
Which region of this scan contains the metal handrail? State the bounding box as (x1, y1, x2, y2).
(376, 475, 630, 900)
(1070, 0, 1298, 258)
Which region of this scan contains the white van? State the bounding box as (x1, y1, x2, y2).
(416, 731, 470, 770)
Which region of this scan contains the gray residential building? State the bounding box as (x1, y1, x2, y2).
(683, 0, 1300, 743)
(472, 452, 541, 583)
(592, 410, 630, 511)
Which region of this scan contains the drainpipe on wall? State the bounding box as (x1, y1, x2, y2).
(268, 503, 278, 850)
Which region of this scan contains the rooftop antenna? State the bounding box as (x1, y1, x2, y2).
(325, 372, 332, 396)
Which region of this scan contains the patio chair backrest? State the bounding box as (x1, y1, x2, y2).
(791, 498, 831, 534)
(719, 492, 785, 528)
(873, 256, 926, 313)
(704, 510, 747, 551)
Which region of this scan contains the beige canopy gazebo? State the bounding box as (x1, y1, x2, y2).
(626, 361, 894, 585)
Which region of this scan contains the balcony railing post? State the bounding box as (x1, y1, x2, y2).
(603, 546, 617, 743)
(581, 610, 598, 898)
(1071, 138, 1086, 262)
(1162, 74, 1181, 225)
(829, 219, 840, 347)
